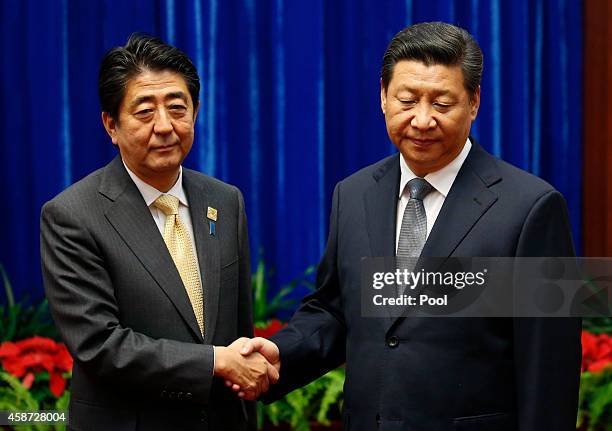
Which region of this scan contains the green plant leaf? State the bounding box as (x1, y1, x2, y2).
(260, 367, 345, 430)
(252, 258, 315, 324)
(253, 260, 268, 324)
(0, 266, 59, 341)
(579, 369, 612, 431)
(0, 264, 15, 308)
(3, 302, 20, 342)
(587, 375, 612, 430)
(316, 368, 345, 424)
(0, 371, 39, 411)
(51, 390, 70, 431)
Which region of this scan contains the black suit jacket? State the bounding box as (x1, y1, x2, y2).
(268, 143, 582, 431)
(41, 156, 255, 431)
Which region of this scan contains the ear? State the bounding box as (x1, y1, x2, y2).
(101, 112, 119, 145)
(469, 86, 481, 121)
(380, 79, 387, 115)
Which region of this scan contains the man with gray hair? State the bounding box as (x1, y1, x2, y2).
(236, 22, 581, 431)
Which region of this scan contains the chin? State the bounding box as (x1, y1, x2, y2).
(404, 148, 441, 163)
(149, 159, 181, 172)
(157, 151, 184, 164)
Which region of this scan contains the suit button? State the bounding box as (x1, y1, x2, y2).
(185, 392, 193, 400)
(387, 336, 399, 348)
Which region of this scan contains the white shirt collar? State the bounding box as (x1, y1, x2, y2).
(122, 161, 189, 208)
(399, 138, 472, 198)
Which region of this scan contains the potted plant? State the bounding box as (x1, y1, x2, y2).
(0, 265, 71, 431)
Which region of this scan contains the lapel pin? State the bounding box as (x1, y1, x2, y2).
(207, 207, 217, 236)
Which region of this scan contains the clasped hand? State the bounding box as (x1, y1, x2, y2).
(213, 337, 280, 400)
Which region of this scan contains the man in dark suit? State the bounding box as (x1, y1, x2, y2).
(237, 22, 581, 430)
(41, 34, 276, 431)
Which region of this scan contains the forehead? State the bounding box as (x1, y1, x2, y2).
(388, 60, 466, 94)
(123, 69, 191, 103)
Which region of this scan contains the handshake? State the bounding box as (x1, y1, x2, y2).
(213, 337, 280, 400)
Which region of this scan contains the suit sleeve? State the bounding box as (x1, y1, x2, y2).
(265, 183, 347, 401)
(236, 188, 254, 340)
(234, 188, 257, 430)
(40, 199, 215, 405)
(513, 190, 582, 431)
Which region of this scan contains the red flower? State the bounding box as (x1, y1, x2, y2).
(21, 372, 35, 389)
(0, 342, 19, 357)
(581, 330, 612, 373)
(49, 371, 67, 397)
(0, 336, 73, 397)
(254, 319, 287, 338)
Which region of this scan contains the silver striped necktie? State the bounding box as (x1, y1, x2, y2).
(397, 177, 434, 268)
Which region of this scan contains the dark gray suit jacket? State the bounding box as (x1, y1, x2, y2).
(267, 143, 582, 431)
(41, 156, 255, 431)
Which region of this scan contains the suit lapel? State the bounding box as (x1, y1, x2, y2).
(388, 143, 501, 330)
(363, 156, 401, 324)
(183, 170, 221, 344)
(364, 155, 401, 258)
(421, 149, 499, 259)
(100, 157, 204, 342)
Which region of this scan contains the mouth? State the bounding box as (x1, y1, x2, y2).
(408, 137, 438, 147)
(151, 143, 178, 152)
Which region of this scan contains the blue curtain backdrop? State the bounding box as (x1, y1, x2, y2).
(0, 0, 582, 302)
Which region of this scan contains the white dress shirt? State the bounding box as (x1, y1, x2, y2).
(395, 138, 472, 253)
(123, 161, 202, 283)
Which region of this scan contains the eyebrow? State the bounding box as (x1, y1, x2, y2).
(129, 91, 189, 109)
(396, 86, 451, 96)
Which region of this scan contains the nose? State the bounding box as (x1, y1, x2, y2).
(410, 103, 436, 130)
(153, 109, 173, 135)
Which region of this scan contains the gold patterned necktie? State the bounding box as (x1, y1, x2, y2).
(153, 195, 204, 335)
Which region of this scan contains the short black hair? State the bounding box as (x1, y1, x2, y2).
(98, 33, 200, 121)
(381, 22, 483, 97)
